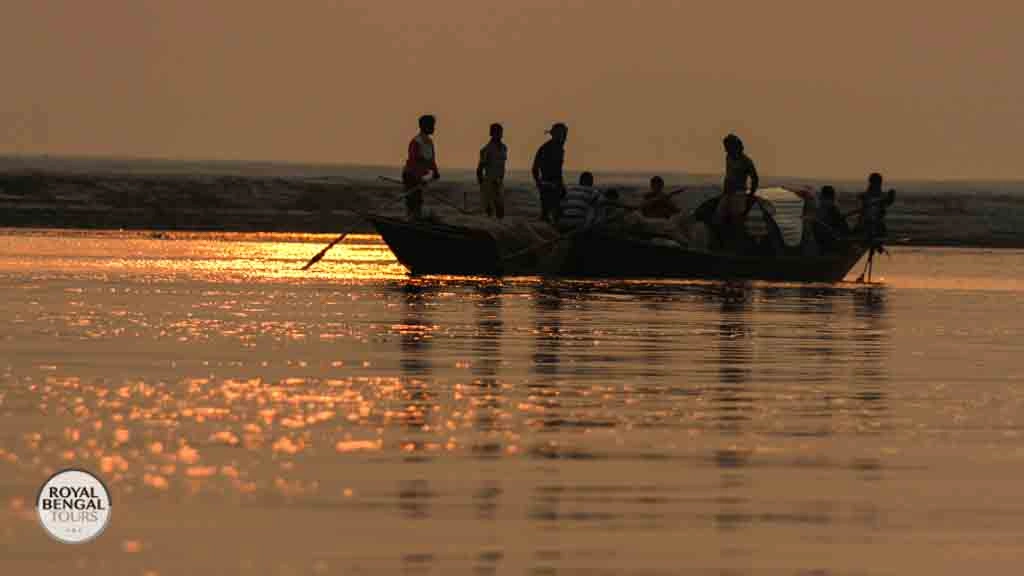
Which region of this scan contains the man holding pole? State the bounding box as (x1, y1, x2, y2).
(401, 114, 440, 219)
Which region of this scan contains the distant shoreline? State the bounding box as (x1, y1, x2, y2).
(2, 168, 1023, 248)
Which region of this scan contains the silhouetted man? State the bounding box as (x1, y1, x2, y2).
(714, 134, 758, 248)
(815, 185, 850, 253)
(476, 123, 507, 219)
(532, 123, 568, 224)
(719, 134, 759, 223)
(642, 176, 680, 219)
(402, 114, 440, 219)
(857, 172, 894, 241)
(559, 171, 598, 231)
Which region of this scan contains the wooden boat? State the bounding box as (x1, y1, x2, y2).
(366, 189, 875, 283)
(369, 214, 505, 276)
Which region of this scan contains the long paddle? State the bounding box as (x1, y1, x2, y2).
(301, 182, 413, 270)
(301, 233, 348, 270)
(856, 247, 876, 283)
(303, 174, 475, 270)
(377, 176, 474, 215)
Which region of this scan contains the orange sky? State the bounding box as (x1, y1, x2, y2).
(2, 1, 1022, 179)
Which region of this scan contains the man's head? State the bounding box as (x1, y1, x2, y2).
(549, 123, 568, 144)
(868, 172, 883, 191)
(490, 123, 503, 140)
(579, 171, 594, 187)
(650, 176, 665, 194)
(820, 185, 836, 202)
(419, 114, 436, 134)
(723, 133, 743, 155)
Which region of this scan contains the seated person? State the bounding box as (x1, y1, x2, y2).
(559, 172, 599, 231)
(618, 189, 696, 248)
(596, 188, 627, 222)
(814, 185, 850, 252)
(641, 176, 680, 219)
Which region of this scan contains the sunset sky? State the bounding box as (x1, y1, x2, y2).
(2, 1, 1022, 179)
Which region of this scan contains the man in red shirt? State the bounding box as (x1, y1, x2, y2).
(401, 115, 440, 219)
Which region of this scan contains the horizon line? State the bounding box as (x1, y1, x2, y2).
(2, 152, 1023, 186)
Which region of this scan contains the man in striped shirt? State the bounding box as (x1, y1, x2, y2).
(559, 172, 599, 232)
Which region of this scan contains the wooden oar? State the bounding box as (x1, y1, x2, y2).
(856, 248, 875, 283)
(377, 176, 474, 215)
(301, 233, 347, 270)
(304, 173, 475, 270)
(300, 184, 413, 270)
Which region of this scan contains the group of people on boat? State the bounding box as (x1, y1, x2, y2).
(788, 173, 895, 255)
(400, 114, 893, 256)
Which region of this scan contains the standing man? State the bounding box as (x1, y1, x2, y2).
(532, 123, 568, 224)
(476, 123, 508, 219)
(857, 172, 894, 241)
(402, 114, 440, 219)
(716, 133, 759, 244)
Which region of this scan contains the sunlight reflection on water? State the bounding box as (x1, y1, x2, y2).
(1, 230, 1024, 575)
(0, 230, 407, 282)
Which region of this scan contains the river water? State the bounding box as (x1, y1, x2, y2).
(1, 229, 1023, 575)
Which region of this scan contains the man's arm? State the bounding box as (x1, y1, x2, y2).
(836, 208, 851, 234)
(476, 149, 486, 185)
(747, 159, 759, 195)
(531, 147, 542, 186)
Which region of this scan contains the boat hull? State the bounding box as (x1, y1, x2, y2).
(370, 215, 503, 275)
(368, 215, 867, 283)
(561, 231, 866, 283)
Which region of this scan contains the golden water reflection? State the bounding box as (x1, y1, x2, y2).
(0, 231, 407, 282)
(2, 230, 1024, 574)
